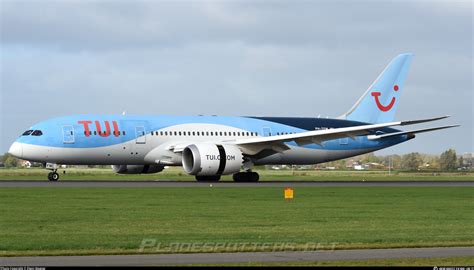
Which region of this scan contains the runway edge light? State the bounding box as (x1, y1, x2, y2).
(284, 187, 294, 200)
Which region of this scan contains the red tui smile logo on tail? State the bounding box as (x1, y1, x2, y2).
(371, 85, 399, 112)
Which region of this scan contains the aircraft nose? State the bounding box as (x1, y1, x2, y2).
(8, 142, 23, 158)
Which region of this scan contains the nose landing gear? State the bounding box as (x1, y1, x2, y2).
(45, 163, 60, 181)
(47, 171, 60, 181)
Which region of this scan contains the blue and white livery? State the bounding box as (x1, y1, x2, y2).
(8, 53, 458, 181)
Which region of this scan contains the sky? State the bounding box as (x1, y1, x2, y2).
(0, 0, 472, 155)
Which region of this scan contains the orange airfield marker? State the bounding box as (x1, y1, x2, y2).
(284, 187, 294, 200)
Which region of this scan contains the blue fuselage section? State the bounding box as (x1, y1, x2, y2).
(16, 114, 408, 152)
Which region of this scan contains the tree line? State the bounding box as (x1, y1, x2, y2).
(316, 149, 470, 171)
(0, 148, 471, 171)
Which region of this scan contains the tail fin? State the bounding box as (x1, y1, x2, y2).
(341, 53, 414, 123)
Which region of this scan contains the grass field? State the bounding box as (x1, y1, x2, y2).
(0, 167, 473, 181)
(0, 186, 472, 257)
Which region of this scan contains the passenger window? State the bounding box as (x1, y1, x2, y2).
(94, 131, 97, 135)
(123, 131, 126, 135)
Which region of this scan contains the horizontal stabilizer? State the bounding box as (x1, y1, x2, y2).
(367, 125, 459, 140)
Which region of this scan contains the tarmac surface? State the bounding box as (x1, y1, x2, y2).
(1, 247, 472, 266)
(0, 180, 472, 187)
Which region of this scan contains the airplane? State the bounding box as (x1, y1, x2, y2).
(8, 53, 458, 182)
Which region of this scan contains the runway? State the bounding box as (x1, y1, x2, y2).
(1, 247, 472, 266)
(0, 180, 472, 187)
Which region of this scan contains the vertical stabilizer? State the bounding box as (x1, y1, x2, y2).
(342, 53, 413, 123)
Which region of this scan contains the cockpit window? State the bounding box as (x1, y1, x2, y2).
(31, 130, 43, 136)
(22, 130, 33, 136)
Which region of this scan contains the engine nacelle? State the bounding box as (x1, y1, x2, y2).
(182, 143, 243, 176)
(112, 164, 165, 174)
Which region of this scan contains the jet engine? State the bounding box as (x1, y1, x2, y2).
(182, 143, 243, 176)
(112, 164, 165, 174)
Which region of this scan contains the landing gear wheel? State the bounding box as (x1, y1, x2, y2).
(195, 175, 221, 182)
(233, 172, 259, 182)
(51, 172, 59, 181)
(48, 172, 59, 181)
(251, 172, 259, 182)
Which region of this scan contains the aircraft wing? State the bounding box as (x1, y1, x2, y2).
(233, 116, 453, 155)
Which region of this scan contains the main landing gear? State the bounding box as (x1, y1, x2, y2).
(232, 171, 259, 182)
(195, 175, 221, 182)
(194, 171, 260, 182)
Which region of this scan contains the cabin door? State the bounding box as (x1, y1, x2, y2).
(62, 125, 75, 144)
